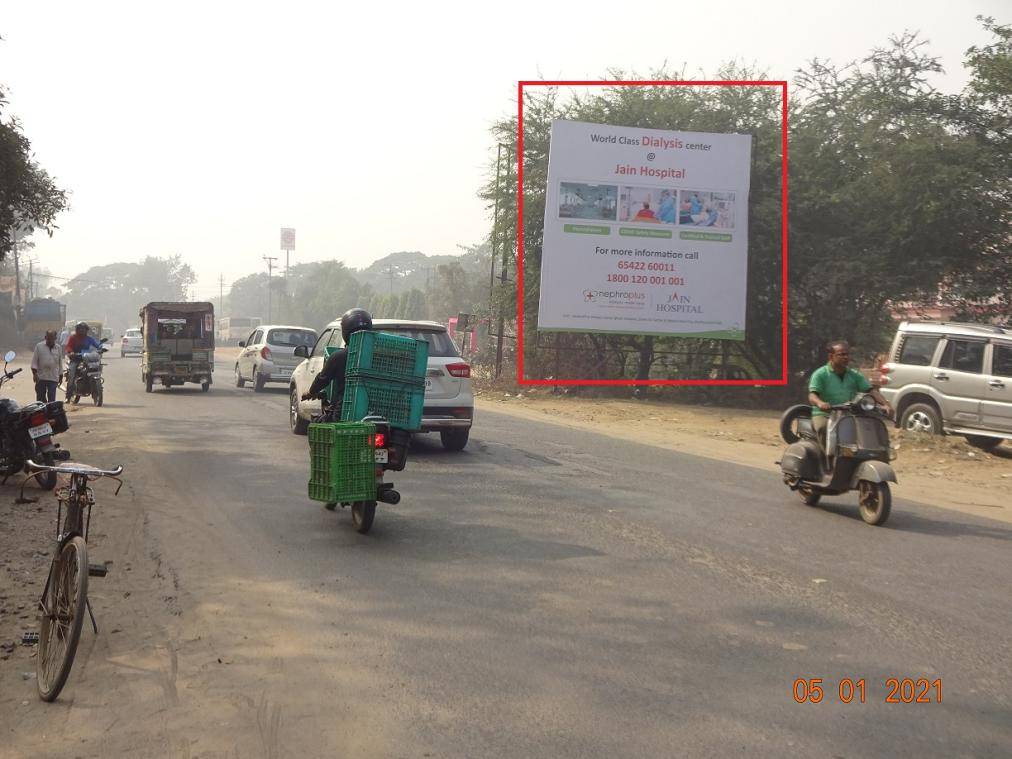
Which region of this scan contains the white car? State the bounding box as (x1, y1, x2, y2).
(289, 319, 474, 450)
(235, 325, 318, 392)
(120, 328, 143, 357)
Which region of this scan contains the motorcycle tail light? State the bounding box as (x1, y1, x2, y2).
(373, 433, 386, 449)
(30, 412, 46, 426)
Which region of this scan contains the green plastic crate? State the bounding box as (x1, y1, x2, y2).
(346, 331, 428, 382)
(340, 375, 425, 431)
(307, 422, 376, 503)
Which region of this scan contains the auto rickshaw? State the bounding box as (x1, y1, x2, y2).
(139, 302, 215, 392)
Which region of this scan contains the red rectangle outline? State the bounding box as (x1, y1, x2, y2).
(515, 80, 788, 386)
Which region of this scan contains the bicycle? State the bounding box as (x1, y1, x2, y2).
(22, 459, 125, 701)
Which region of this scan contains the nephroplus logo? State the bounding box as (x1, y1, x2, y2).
(581, 288, 645, 302)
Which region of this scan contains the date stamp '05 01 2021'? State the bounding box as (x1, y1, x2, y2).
(793, 678, 942, 705)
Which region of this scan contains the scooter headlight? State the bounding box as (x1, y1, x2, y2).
(859, 394, 876, 412)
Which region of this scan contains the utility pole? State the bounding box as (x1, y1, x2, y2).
(494, 144, 514, 379)
(12, 232, 22, 338)
(263, 256, 277, 323)
(219, 273, 226, 322)
(385, 265, 396, 296)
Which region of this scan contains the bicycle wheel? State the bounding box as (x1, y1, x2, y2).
(37, 536, 88, 702)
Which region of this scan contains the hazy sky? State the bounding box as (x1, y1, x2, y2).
(2, 0, 1006, 301)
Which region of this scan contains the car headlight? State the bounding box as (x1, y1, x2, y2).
(859, 395, 876, 412)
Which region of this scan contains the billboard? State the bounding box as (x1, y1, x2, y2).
(538, 120, 752, 340)
(280, 227, 296, 250)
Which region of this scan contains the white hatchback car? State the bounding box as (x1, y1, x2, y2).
(235, 325, 318, 392)
(289, 319, 474, 450)
(120, 328, 143, 357)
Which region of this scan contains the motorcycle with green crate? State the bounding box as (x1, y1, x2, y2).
(305, 394, 407, 533)
(304, 330, 426, 533)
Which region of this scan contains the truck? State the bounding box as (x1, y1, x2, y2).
(24, 298, 67, 345)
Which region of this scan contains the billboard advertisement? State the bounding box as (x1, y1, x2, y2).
(538, 120, 752, 340)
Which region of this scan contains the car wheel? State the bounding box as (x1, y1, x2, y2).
(900, 403, 942, 435)
(440, 428, 470, 451)
(234, 364, 245, 388)
(964, 435, 1003, 452)
(290, 387, 309, 435)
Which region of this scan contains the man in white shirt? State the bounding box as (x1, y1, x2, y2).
(31, 330, 63, 403)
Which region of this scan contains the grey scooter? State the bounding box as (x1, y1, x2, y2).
(778, 394, 898, 526)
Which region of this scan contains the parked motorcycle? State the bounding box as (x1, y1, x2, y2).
(778, 394, 897, 525)
(66, 340, 109, 406)
(0, 350, 72, 490)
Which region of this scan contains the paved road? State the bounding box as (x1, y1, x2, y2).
(2, 355, 1011, 758)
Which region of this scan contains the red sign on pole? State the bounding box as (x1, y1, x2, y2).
(280, 227, 295, 250)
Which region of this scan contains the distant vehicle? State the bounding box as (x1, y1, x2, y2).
(139, 302, 215, 392)
(289, 319, 474, 450)
(218, 316, 261, 345)
(23, 298, 66, 345)
(235, 325, 317, 392)
(878, 320, 1011, 451)
(120, 327, 143, 357)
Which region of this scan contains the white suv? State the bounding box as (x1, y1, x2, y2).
(289, 319, 474, 450)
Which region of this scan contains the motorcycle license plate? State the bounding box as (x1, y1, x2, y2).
(374, 449, 389, 464)
(29, 423, 53, 439)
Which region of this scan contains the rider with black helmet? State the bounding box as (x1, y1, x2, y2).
(303, 308, 372, 414)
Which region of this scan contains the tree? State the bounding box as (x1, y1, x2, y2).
(790, 26, 1012, 373)
(62, 255, 196, 331)
(943, 17, 1012, 319)
(0, 86, 69, 260)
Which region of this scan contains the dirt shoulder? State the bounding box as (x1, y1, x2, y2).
(0, 357, 121, 678)
(476, 392, 1012, 523)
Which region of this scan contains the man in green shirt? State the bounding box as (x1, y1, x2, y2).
(808, 341, 892, 443)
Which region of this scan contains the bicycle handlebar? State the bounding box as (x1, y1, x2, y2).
(26, 460, 124, 477)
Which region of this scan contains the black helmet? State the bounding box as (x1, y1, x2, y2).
(340, 308, 372, 343)
(75, 321, 90, 332)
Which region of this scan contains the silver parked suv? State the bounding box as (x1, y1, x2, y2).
(878, 321, 1011, 451)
